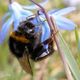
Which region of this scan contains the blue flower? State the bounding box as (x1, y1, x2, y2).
(0, 1, 76, 44)
(0, 1, 33, 44)
(0, 0, 49, 44)
(48, 7, 76, 30)
(21, 7, 76, 50)
(28, 7, 76, 43)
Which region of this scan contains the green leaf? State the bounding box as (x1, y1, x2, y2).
(75, 29, 80, 52)
(57, 32, 80, 80)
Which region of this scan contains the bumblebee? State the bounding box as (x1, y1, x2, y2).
(8, 16, 54, 74)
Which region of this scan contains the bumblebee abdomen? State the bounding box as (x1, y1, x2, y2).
(8, 36, 27, 58)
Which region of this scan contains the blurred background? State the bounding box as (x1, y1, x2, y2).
(0, 0, 80, 80)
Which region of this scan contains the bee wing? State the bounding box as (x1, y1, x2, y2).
(18, 53, 33, 75)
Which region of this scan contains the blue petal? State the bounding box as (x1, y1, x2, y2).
(0, 17, 13, 44)
(13, 20, 20, 31)
(9, 1, 22, 21)
(54, 16, 76, 30)
(48, 9, 59, 14)
(13, 14, 27, 30)
(9, 2, 22, 12)
(38, 13, 76, 30)
(13, 13, 32, 31)
(2, 12, 10, 24)
(20, 9, 33, 17)
(50, 7, 76, 16)
(41, 21, 51, 42)
(13, 12, 33, 31)
(22, 0, 48, 10)
(28, 15, 50, 42)
(29, 16, 42, 25)
(12, 12, 22, 31)
(12, 9, 21, 21)
(41, 21, 51, 49)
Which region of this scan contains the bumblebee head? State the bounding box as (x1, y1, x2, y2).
(18, 19, 35, 36)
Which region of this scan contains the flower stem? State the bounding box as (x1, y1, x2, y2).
(30, 0, 74, 80)
(29, 0, 53, 32)
(9, 0, 13, 4)
(50, 17, 74, 80)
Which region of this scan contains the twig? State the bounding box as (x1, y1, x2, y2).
(30, 0, 74, 80)
(50, 17, 74, 80)
(30, 0, 53, 31)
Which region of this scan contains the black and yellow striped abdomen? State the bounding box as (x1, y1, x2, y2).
(10, 32, 30, 43)
(8, 31, 33, 58)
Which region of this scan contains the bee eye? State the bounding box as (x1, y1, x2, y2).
(26, 22, 34, 29)
(18, 20, 35, 34)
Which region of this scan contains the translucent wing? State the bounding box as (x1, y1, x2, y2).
(54, 16, 76, 30)
(22, 0, 48, 10)
(0, 16, 13, 44)
(49, 7, 76, 16)
(18, 52, 33, 75)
